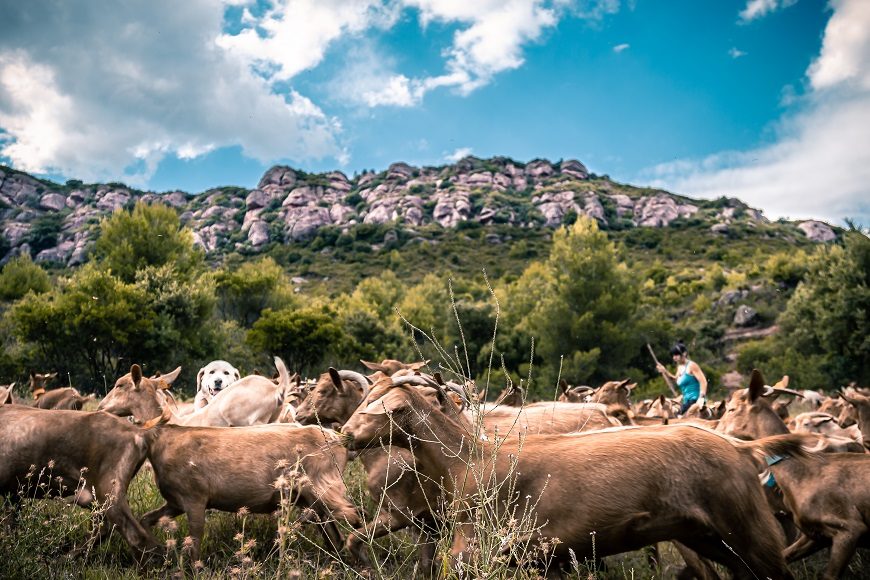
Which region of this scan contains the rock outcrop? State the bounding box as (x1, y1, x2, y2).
(798, 220, 836, 242)
(0, 157, 837, 267)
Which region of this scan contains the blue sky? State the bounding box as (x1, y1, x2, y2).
(0, 0, 867, 223)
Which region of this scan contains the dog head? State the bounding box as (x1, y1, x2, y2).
(197, 360, 241, 398)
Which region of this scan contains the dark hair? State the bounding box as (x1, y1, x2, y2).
(670, 341, 688, 356)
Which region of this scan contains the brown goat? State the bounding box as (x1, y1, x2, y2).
(29, 371, 93, 410)
(342, 379, 799, 578)
(766, 452, 870, 579)
(296, 368, 449, 568)
(129, 367, 359, 562)
(716, 370, 797, 440)
(840, 390, 870, 448)
(360, 358, 429, 376)
(0, 405, 161, 557)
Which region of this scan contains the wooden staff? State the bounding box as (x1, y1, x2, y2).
(647, 343, 678, 397)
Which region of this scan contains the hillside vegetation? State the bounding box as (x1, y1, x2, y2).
(1, 157, 865, 400)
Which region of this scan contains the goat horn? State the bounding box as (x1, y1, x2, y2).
(392, 375, 439, 388)
(762, 386, 805, 398)
(338, 370, 372, 401)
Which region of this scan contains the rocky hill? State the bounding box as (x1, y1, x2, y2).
(0, 156, 838, 268)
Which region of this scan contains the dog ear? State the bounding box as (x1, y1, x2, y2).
(232, 367, 240, 382)
(196, 367, 205, 389)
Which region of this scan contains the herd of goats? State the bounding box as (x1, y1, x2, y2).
(1, 357, 869, 579)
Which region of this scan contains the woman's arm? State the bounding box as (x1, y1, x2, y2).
(689, 361, 708, 397)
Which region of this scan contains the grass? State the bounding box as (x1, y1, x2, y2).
(3, 459, 868, 579)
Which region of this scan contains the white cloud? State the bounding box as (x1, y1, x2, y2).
(445, 147, 473, 162)
(729, 47, 747, 59)
(808, 0, 870, 91)
(644, 0, 870, 224)
(613, 43, 630, 53)
(739, 0, 798, 23)
(0, 0, 344, 185)
(229, 1, 621, 106)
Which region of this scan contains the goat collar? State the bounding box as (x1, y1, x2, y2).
(762, 454, 788, 489)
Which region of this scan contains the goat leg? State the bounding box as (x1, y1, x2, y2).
(823, 530, 863, 580)
(783, 532, 826, 562)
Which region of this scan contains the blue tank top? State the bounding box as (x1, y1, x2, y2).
(677, 361, 701, 400)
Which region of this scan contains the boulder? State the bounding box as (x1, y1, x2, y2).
(733, 305, 759, 327)
(40, 193, 66, 211)
(717, 290, 748, 307)
(711, 223, 729, 235)
(633, 194, 698, 227)
(525, 160, 554, 179)
(247, 220, 270, 247)
(432, 190, 472, 228)
(95, 189, 130, 211)
(284, 207, 332, 241)
(282, 186, 320, 207)
(608, 194, 635, 217)
(162, 191, 189, 208)
(258, 166, 297, 190)
(3, 222, 31, 246)
(245, 189, 270, 210)
(798, 220, 836, 243)
(387, 162, 414, 180)
(560, 159, 589, 180)
(35, 240, 75, 263)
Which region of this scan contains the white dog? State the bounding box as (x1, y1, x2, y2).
(194, 360, 241, 409)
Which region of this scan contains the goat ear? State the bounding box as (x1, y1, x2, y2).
(433, 372, 445, 385)
(360, 360, 386, 373)
(361, 390, 406, 415)
(409, 360, 429, 371)
(559, 379, 569, 394)
(0, 387, 10, 405)
(131, 365, 143, 390)
(625, 381, 638, 391)
(748, 369, 765, 402)
(773, 375, 789, 389)
(47, 372, 58, 380)
(328, 367, 344, 391)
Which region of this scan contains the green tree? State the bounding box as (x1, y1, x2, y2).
(503, 217, 646, 395)
(26, 213, 64, 256)
(246, 305, 348, 375)
(214, 257, 295, 327)
(773, 230, 870, 386)
(7, 265, 156, 387)
(0, 254, 51, 301)
(93, 201, 202, 282)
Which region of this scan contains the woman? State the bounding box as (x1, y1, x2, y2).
(656, 341, 708, 416)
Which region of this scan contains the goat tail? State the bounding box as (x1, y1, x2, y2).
(273, 356, 291, 405)
(732, 432, 818, 462)
(142, 405, 173, 430)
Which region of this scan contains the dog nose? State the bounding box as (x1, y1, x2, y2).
(214, 378, 223, 388)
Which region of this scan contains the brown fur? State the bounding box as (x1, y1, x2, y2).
(141, 422, 359, 562)
(769, 452, 870, 579)
(0, 406, 161, 557)
(343, 380, 795, 578)
(360, 358, 429, 376)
